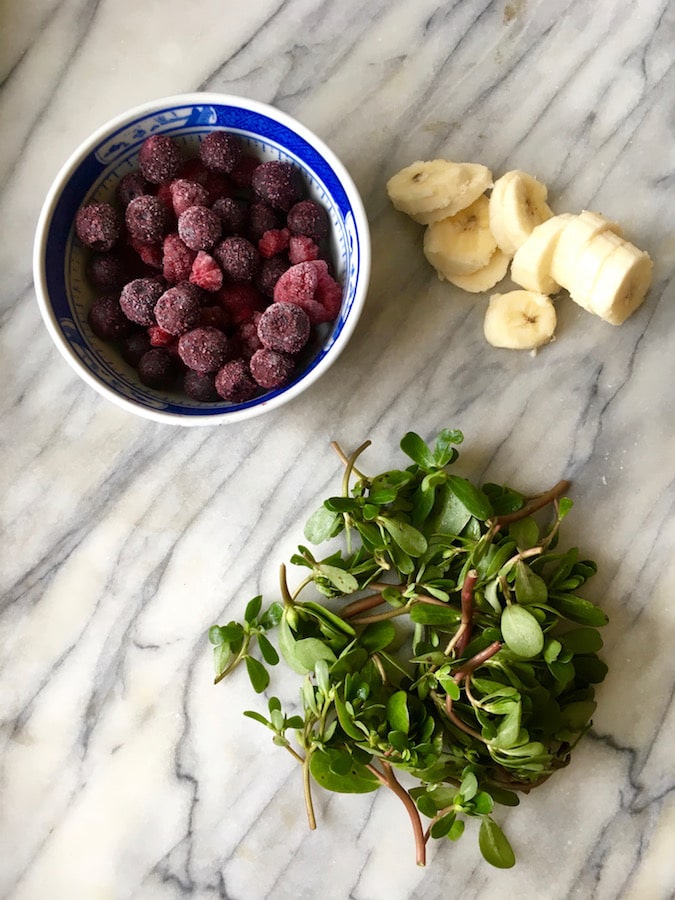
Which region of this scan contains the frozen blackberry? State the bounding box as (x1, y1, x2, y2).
(215, 358, 258, 402)
(154, 284, 201, 335)
(199, 131, 243, 174)
(178, 205, 222, 251)
(170, 179, 209, 216)
(116, 171, 150, 207)
(138, 134, 182, 184)
(214, 236, 260, 282)
(249, 348, 295, 389)
(75, 202, 120, 252)
(121, 331, 152, 367)
(256, 256, 290, 297)
(125, 195, 169, 244)
(212, 197, 248, 235)
(257, 302, 310, 354)
(86, 252, 126, 290)
(251, 161, 304, 211)
(287, 200, 329, 243)
(178, 326, 229, 374)
(119, 277, 163, 326)
(138, 348, 175, 389)
(88, 294, 134, 341)
(248, 199, 283, 241)
(184, 369, 219, 402)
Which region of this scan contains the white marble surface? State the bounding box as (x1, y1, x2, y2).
(2, 0, 675, 898)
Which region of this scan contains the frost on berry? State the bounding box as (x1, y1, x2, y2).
(257, 302, 310, 354)
(199, 131, 244, 174)
(170, 179, 209, 217)
(258, 228, 290, 259)
(273, 260, 342, 325)
(190, 251, 223, 292)
(154, 284, 201, 335)
(138, 134, 182, 184)
(251, 161, 304, 211)
(119, 277, 163, 326)
(88, 295, 135, 341)
(178, 206, 222, 251)
(138, 348, 175, 388)
(249, 348, 295, 389)
(75, 203, 120, 252)
(215, 359, 258, 402)
(287, 200, 329, 243)
(288, 235, 320, 264)
(214, 236, 261, 282)
(125, 195, 169, 244)
(184, 369, 219, 401)
(163, 233, 197, 284)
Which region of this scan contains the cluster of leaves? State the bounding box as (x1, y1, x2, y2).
(210, 429, 608, 868)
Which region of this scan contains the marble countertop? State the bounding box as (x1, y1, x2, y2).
(2, 1, 674, 898)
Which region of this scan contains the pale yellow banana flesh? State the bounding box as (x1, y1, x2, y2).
(444, 248, 510, 293)
(550, 211, 624, 287)
(386, 160, 493, 224)
(581, 243, 653, 325)
(489, 170, 553, 258)
(484, 290, 557, 349)
(511, 213, 575, 294)
(423, 195, 496, 277)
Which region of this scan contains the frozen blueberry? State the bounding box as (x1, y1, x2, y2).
(169, 178, 209, 216)
(184, 369, 219, 401)
(138, 134, 182, 184)
(178, 326, 229, 373)
(178, 205, 222, 251)
(214, 236, 260, 282)
(248, 199, 283, 241)
(251, 161, 304, 211)
(116, 171, 151, 207)
(215, 359, 258, 402)
(138, 348, 175, 388)
(199, 132, 243, 174)
(125, 195, 169, 244)
(119, 277, 163, 326)
(256, 256, 290, 297)
(257, 302, 310, 354)
(86, 252, 126, 290)
(75, 203, 120, 252)
(249, 348, 295, 389)
(88, 294, 134, 341)
(287, 200, 329, 243)
(154, 284, 201, 335)
(121, 331, 152, 367)
(211, 197, 248, 235)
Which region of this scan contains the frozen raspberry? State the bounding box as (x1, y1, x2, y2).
(236, 313, 264, 359)
(257, 302, 310, 354)
(230, 153, 259, 188)
(184, 369, 219, 401)
(88, 295, 134, 341)
(119, 277, 163, 326)
(148, 325, 175, 347)
(212, 197, 248, 235)
(190, 251, 223, 292)
(248, 199, 283, 241)
(215, 359, 258, 402)
(138, 348, 175, 388)
(250, 348, 295, 389)
(199, 304, 230, 331)
(258, 228, 290, 259)
(169, 179, 209, 217)
(273, 260, 342, 325)
(288, 235, 320, 264)
(256, 256, 290, 297)
(75, 203, 120, 252)
(138, 134, 182, 184)
(218, 283, 264, 324)
(199, 131, 243, 174)
(287, 199, 330, 242)
(121, 331, 152, 367)
(178, 326, 229, 373)
(129, 236, 163, 270)
(251, 161, 304, 211)
(125, 195, 168, 244)
(214, 236, 260, 282)
(116, 171, 151, 207)
(86, 252, 126, 290)
(162, 233, 197, 283)
(154, 284, 201, 335)
(273, 260, 318, 306)
(178, 205, 222, 251)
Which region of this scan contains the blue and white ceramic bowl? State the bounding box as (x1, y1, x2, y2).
(33, 93, 370, 425)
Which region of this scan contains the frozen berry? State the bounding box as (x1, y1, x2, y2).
(258, 228, 290, 259)
(236, 313, 264, 359)
(121, 331, 152, 367)
(116, 171, 150, 207)
(257, 302, 310, 354)
(75, 203, 120, 252)
(215, 359, 258, 402)
(162, 233, 196, 283)
(212, 197, 248, 235)
(218, 283, 265, 324)
(129, 236, 163, 269)
(88, 294, 134, 341)
(178, 326, 229, 373)
(273, 260, 342, 325)
(287, 200, 330, 242)
(256, 256, 290, 297)
(249, 348, 295, 389)
(125, 195, 168, 243)
(138, 348, 175, 388)
(148, 325, 175, 347)
(199, 304, 230, 331)
(119, 277, 163, 325)
(252, 161, 304, 211)
(86, 252, 125, 290)
(138, 134, 182, 184)
(178, 158, 209, 185)
(199, 132, 243, 174)
(170, 179, 209, 217)
(154, 283, 201, 335)
(214, 236, 260, 282)
(203, 171, 233, 204)
(190, 251, 223, 292)
(289, 235, 320, 264)
(248, 199, 283, 241)
(230, 154, 259, 188)
(184, 369, 219, 401)
(178, 205, 222, 251)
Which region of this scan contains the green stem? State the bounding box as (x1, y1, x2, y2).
(302, 749, 317, 830)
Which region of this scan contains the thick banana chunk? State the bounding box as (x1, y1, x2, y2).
(444, 248, 510, 293)
(386, 160, 493, 224)
(582, 242, 652, 325)
(562, 230, 626, 311)
(489, 170, 553, 258)
(423, 195, 496, 277)
(484, 290, 557, 349)
(550, 210, 623, 287)
(511, 214, 575, 294)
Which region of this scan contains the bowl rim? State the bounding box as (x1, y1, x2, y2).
(32, 92, 370, 426)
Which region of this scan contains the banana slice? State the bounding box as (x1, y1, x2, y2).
(550, 210, 623, 287)
(510, 213, 575, 294)
(386, 160, 493, 224)
(584, 242, 653, 325)
(489, 170, 553, 258)
(564, 230, 627, 311)
(423, 195, 496, 277)
(484, 290, 557, 349)
(444, 248, 510, 293)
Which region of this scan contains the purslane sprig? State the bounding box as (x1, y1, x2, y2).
(209, 428, 608, 868)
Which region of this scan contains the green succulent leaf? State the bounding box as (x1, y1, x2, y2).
(304, 505, 343, 543)
(446, 475, 494, 521)
(501, 605, 544, 659)
(400, 431, 436, 470)
(310, 749, 380, 794)
(245, 655, 269, 693)
(379, 517, 428, 557)
(479, 818, 516, 868)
